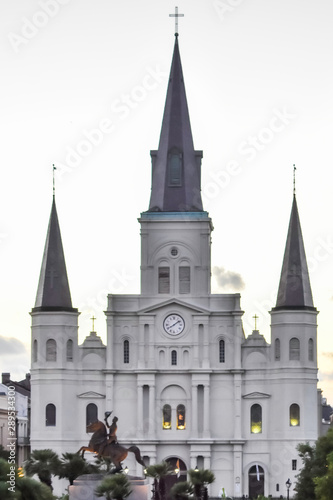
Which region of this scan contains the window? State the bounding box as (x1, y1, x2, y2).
(45, 404, 56, 426)
(276, 484, 280, 492)
(179, 266, 190, 294)
(86, 403, 98, 426)
(66, 339, 73, 361)
(124, 340, 129, 364)
(158, 267, 170, 294)
(308, 338, 314, 361)
(275, 338, 280, 360)
(177, 404, 186, 430)
(289, 338, 300, 361)
(171, 350, 177, 365)
(163, 404, 172, 429)
(46, 339, 56, 362)
(292, 459, 297, 471)
(290, 404, 300, 426)
(33, 339, 38, 362)
(251, 404, 262, 434)
(168, 149, 182, 186)
(219, 339, 225, 363)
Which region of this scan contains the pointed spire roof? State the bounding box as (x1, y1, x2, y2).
(148, 35, 203, 212)
(33, 197, 76, 312)
(274, 195, 315, 311)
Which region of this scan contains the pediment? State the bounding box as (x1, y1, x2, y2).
(77, 391, 105, 399)
(242, 391, 271, 399)
(139, 298, 209, 315)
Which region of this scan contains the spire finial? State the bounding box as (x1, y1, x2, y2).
(253, 314, 259, 330)
(52, 164, 56, 198)
(293, 164, 296, 196)
(169, 6, 184, 36)
(91, 315, 96, 332)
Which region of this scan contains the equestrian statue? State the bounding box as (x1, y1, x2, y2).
(77, 411, 146, 473)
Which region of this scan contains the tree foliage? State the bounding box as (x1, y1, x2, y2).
(24, 449, 60, 491)
(95, 473, 132, 500)
(57, 452, 97, 486)
(314, 451, 333, 500)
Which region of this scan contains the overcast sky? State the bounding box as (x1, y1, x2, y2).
(1, 0, 333, 403)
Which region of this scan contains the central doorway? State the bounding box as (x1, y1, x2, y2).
(248, 465, 264, 498)
(164, 457, 187, 499)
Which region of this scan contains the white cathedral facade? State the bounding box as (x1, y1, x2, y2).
(30, 35, 320, 498)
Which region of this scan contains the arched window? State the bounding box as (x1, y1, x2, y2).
(177, 404, 186, 430)
(251, 404, 262, 434)
(308, 338, 314, 361)
(158, 267, 170, 294)
(171, 350, 177, 365)
(289, 338, 300, 361)
(219, 339, 225, 363)
(124, 340, 129, 363)
(66, 339, 73, 361)
(290, 404, 300, 426)
(46, 339, 57, 362)
(86, 403, 98, 426)
(163, 404, 171, 429)
(45, 404, 56, 426)
(33, 339, 38, 362)
(179, 266, 190, 294)
(275, 338, 280, 360)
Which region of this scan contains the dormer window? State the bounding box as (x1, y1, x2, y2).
(168, 148, 182, 186)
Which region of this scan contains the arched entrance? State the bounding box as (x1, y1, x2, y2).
(164, 457, 187, 499)
(248, 465, 264, 498)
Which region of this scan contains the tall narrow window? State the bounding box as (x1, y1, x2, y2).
(292, 459, 297, 471)
(33, 339, 38, 362)
(219, 339, 225, 363)
(289, 338, 300, 361)
(45, 404, 56, 426)
(290, 404, 300, 426)
(46, 339, 57, 362)
(308, 338, 314, 361)
(124, 340, 129, 364)
(163, 404, 171, 429)
(177, 404, 186, 430)
(275, 338, 280, 360)
(251, 404, 262, 434)
(168, 150, 182, 186)
(158, 267, 170, 294)
(66, 339, 73, 361)
(171, 350, 177, 365)
(179, 266, 190, 294)
(86, 403, 98, 426)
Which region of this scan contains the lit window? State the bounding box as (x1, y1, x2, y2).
(159, 267, 170, 294)
(275, 338, 280, 360)
(292, 459, 297, 471)
(289, 338, 300, 361)
(163, 404, 171, 429)
(46, 339, 56, 362)
(177, 404, 186, 430)
(251, 404, 262, 434)
(33, 339, 38, 362)
(66, 339, 73, 361)
(124, 340, 129, 364)
(290, 404, 300, 426)
(179, 266, 190, 294)
(219, 339, 225, 363)
(308, 338, 314, 361)
(171, 350, 177, 365)
(45, 404, 56, 426)
(86, 403, 98, 426)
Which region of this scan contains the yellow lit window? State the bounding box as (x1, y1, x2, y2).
(251, 404, 262, 434)
(163, 404, 171, 429)
(177, 404, 186, 430)
(290, 404, 300, 426)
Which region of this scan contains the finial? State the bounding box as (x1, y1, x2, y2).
(169, 6, 184, 36)
(90, 315, 96, 332)
(52, 164, 56, 198)
(293, 164, 296, 196)
(253, 314, 259, 330)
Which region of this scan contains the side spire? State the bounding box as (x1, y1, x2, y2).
(148, 35, 203, 212)
(33, 197, 76, 312)
(274, 193, 315, 311)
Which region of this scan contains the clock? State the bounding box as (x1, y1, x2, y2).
(163, 314, 185, 335)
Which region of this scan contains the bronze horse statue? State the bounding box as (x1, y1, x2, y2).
(77, 420, 146, 473)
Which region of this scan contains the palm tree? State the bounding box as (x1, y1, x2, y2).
(145, 462, 175, 500)
(24, 449, 60, 491)
(170, 480, 194, 500)
(17, 476, 56, 500)
(95, 473, 132, 500)
(57, 452, 97, 486)
(188, 469, 215, 500)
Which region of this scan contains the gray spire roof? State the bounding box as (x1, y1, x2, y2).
(274, 195, 315, 311)
(33, 197, 76, 312)
(148, 35, 203, 212)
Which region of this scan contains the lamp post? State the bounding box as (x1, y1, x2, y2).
(286, 478, 291, 500)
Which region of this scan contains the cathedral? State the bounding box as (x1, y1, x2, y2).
(30, 33, 320, 498)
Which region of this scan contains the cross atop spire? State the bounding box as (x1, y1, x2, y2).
(53, 164, 56, 198)
(293, 164, 296, 195)
(169, 6, 184, 36)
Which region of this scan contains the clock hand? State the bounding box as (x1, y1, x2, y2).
(169, 320, 181, 328)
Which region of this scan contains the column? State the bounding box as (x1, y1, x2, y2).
(234, 373, 242, 439)
(105, 373, 114, 412)
(137, 384, 143, 437)
(203, 383, 210, 437)
(202, 323, 209, 368)
(138, 323, 145, 368)
(106, 315, 114, 369)
(191, 384, 198, 436)
(149, 384, 156, 436)
(233, 445, 243, 498)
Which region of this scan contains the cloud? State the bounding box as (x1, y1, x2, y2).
(322, 352, 333, 359)
(0, 335, 27, 356)
(213, 266, 245, 291)
(319, 371, 333, 381)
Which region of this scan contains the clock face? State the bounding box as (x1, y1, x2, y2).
(163, 314, 185, 335)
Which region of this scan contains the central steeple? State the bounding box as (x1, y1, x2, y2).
(148, 35, 203, 212)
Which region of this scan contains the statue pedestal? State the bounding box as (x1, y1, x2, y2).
(69, 474, 149, 500)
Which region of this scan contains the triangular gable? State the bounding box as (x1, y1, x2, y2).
(242, 392, 271, 399)
(139, 298, 209, 315)
(77, 391, 105, 399)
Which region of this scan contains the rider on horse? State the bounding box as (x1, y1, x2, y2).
(98, 411, 118, 457)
